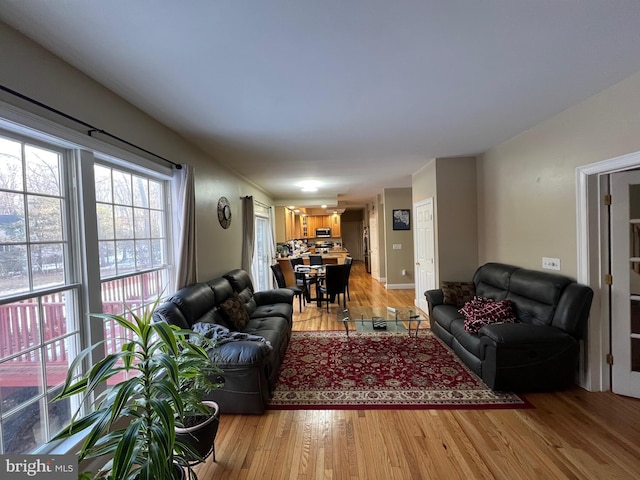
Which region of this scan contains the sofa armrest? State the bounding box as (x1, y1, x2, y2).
(211, 340, 273, 367)
(254, 288, 294, 306)
(480, 323, 575, 347)
(479, 322, 580, 391)
(424, 289, 444, 315)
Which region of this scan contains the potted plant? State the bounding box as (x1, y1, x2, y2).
(52, 300, 219, 479)
(174, 335, 223, 463)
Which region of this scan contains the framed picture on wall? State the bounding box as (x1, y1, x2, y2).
(392, 209, 410, 230)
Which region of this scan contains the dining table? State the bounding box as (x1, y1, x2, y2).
(294, 264, 326, 306)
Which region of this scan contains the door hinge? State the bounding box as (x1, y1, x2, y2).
(605, 274, 613, 286)
(606, 353, 614, 365)
(604, 194, 612, 206)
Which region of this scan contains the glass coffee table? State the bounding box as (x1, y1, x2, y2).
(337, 306, 424, 338)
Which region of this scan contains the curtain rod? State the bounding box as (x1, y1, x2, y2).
(244, 196, 271, 209)
(0, 84, 181, 170)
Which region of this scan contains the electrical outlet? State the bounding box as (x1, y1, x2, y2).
(542, 257, 561, 271)
(401, 269, 407, 276)
(393, 244, 402, 250)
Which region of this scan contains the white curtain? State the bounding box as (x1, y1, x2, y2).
(242, 196, 255, 279)
(171, 164, 196, 290)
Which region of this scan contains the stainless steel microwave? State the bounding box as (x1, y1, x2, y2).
(315, 228, 331, 238)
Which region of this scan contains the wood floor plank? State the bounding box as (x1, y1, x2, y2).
(194, 261, 640, 479)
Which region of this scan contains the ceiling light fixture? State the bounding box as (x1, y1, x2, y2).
(299, 180, 321, 193)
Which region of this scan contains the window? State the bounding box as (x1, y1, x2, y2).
(0, 129, 174, 453)
(95, 163, 170, 383)
(0, 134, 79, 454)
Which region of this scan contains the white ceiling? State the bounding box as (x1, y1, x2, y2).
(2, 1, 640, 208)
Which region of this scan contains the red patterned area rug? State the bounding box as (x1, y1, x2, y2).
(269, 330, 531, 410)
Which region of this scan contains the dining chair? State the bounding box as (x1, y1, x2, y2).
(343, 257, 353, 300)
(318, 264, 349, 311)
(290, 257, 316, 301)
(309, 255, 324, 266)
(271, 263, 305, 312)
(289, 257, 304, 269)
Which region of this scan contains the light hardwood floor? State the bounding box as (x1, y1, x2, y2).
(195, 261, 640, 479)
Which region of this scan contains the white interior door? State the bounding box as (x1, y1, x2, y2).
(414, 198, 435, 313)
(610, 170, 640, 398)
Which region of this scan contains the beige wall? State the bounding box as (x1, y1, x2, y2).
(412, 159, 437, 201)
(0, 21, 271, 281)
(412, 157, 478, 284)
(436, 157, 478, 282)
(376, 194, 386, 279)
(478, 71, 640, 279)
(383, 188, 414, 286)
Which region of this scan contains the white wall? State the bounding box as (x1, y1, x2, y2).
(0, 21, 271, 281)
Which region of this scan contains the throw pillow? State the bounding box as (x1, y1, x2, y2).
(218, 293, 250, 331)
(441, 281, 476, 308)
(458, 296, 491, 319)
(459, 297, 517, 334)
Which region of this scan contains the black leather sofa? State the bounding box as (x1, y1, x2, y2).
(153, 269, 294, 414)
(425, 263, 593, 391)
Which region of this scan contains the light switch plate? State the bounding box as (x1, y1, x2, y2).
(393, 244, 402, 250)
(542, 257, 561, 270)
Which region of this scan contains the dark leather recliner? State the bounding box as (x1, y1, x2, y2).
(154, 269, 294, 414)
(425, 263, 594, 391)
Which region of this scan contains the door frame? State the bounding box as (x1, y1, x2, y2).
(609, 170, 640, 397)
(413, 197, 435, 313)
(577, 149, 640, 391)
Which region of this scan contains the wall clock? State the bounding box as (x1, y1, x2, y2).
(217, 196, 232, 229)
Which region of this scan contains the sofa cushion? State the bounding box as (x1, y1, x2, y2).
(191, 321, 272, 349)
(507, 269, 572, 326)
(450, 319, 483, 359)
(208, 277, 234, 304)
(169, 283, 218, 328)
(441, 281, 476, 308)
(251, 303, 294, 324)
(430, 304, 463, 332)
(219, 293, 250, 331)
(244, 316, 290, 352)
(473, 263, 518, 300)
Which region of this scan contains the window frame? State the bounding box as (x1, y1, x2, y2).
(0, 102, 177, 455)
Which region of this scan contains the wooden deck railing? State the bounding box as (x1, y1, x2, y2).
(0, 272, 165, 386)
(0, 297, 138, 386)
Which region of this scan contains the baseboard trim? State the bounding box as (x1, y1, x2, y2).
(385, 283, 415, 290)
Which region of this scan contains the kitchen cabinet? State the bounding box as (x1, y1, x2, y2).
(306, 215, 319, 234)
(276, 211, 342, 241)
(306, 214, 341, 237)
(298, 215, 309, 238)
(275, 206, 297, 242)
(330, 214, 341, 237)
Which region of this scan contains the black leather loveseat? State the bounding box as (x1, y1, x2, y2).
(425, 263, 593, 391)
(153, 269, 294, 414)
